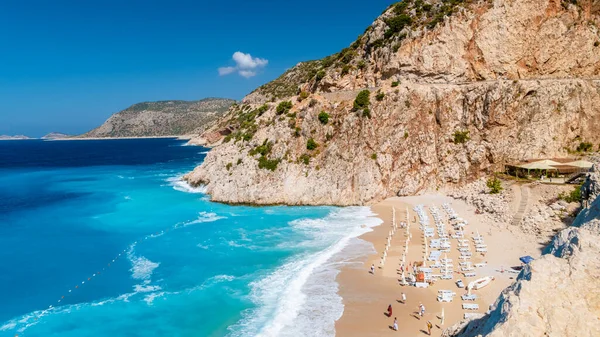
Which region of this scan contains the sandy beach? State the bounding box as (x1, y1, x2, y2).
(335, 194, 543, 336)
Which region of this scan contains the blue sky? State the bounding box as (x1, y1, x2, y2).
(0, 0, 395, 137)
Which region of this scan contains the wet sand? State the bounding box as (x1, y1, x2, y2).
(335, 195, 542, 336)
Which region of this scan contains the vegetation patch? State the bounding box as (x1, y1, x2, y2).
(376, 92, 385, 101)
(486, 177, 503, 194)
(298, 91, 309, 101)
(559, 183, 583, 203)
(453, 130, 470, 144)
(318, 111, 330, 124)
(299, 153, 311, 165)
(307, 138, 319, 151)
(353, 90, 371, 111)
(276, 101, 293, 115)
(576, 142, 593, 152)
(392, 81, 400, 87)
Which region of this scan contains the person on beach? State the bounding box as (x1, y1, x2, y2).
(401, 292, 406, 304)
(427, 320, 433, 335)
(387, 304, 393, 317)
(370, 264, 375, 274)
(393, 317, 398, 331)
(419, 303, 425, 317)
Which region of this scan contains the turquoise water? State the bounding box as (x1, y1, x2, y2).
(0, 139, 381, 337)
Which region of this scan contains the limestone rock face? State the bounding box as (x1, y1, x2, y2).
(186, 0, 600, 206)
(442, 159, 600, 337)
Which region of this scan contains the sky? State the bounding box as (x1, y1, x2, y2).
(0, 0, 396, 137)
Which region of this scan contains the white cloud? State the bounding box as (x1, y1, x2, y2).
(218, 67, 236, 76)
(218, 51, 268, 78)
(238, 70, 257, 78)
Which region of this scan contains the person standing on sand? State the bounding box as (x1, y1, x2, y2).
(419, 303, 425, 317)
(427, 320, 433, 335)
(370, 264, 375, 274)
(387, 304, 393, 317)
(393, 317, 398, 331)
(401, 292, 406, 304)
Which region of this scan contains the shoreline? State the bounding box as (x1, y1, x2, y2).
(335, 194, 543, 336)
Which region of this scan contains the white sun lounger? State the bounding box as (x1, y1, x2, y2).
(476, 248, 488, 253)
(461, 252, 473, 257)
(458, 247, 470, 252)
(463, 272, 476, 278)
(438, 290, 456, 295)
(462, 303, 479, 310)
(459, 261, 471, 267)
(475, 244, 487, 248)
(459, 256, 471, 260)
(437, 294, 454, 302)
(430, 262, 442, 269)
(419, 267, 433, 273)
(461, 294, 477, 301)
(464, 313, 485, 320)
(415, 282, 429, 288)
(461, 267, 475, 272)
(441, 274, 454, 280)
(474, 263, 487, 268)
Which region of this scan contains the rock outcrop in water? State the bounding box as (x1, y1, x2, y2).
(185, 0, 600, 205)
(442, 157, 600, 337)
(83, 98, 235, 138)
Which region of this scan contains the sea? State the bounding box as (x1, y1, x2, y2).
(0, 138, 381, 337)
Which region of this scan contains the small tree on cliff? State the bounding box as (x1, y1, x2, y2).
(353, 90, 371, 111)
(486, 177, 503, 194)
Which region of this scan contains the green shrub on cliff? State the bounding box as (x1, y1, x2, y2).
(576, 142, 593, 152)
(318, 111, 330, 124)
(353, 90, 371, 110)
(559, 183, 583, 203)
(486, 177, 503, 194)
(258, 156, 280, 171)
(306, 138, 318, 151)
(453, 130, 470, 144)
(276, 101, 293, 115)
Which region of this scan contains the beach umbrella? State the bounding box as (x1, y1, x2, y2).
(519, 256, 534, 264)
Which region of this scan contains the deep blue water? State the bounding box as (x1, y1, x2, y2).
(0, 139, 380, 337)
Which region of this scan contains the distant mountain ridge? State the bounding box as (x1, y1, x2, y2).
(42, 132, 70, 140)
(0, 135, 31, 140)
(82, 98, 235, 138)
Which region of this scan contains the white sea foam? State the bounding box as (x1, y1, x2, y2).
(126, 247, 160, 281)
(199, 151, 210, 154)
(184, 211, 226, 226)
(0, 322, 16, 331)
(166, 176, 208, 194)
(228, 206, 382, 337)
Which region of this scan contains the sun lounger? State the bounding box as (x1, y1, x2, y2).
(438, 290, 456, 295)
(464, 313, 485, 320)
(441, 274, 454, 280)
(430, 274, 442, 279)
(474, 263, 487, 268)
(458, 247, 470, 252)
(419, 267, 433, 273)
(462, 303, 479, 310)
(415, 282, 429, 288)
(459, 256, 471, 260)
(476, 248, 488, 253)
(461, 252, 473, 257)
(463, 272, 476, 278)
(461, 294, 477, 301)
(461, 267, 475, 272)
(430, 263, 442, 269)
(475, 244, 487, 248)
(437, 294, 454, 302)
(459, 261, 470, 267)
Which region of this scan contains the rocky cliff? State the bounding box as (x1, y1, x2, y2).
(185, 0, 600, 205)
(442, 158, 600, 337)
(83, 98, 235, 138)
